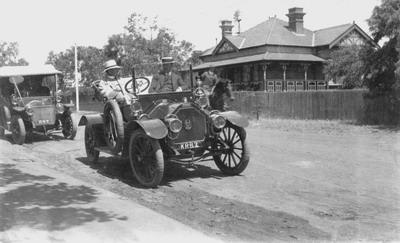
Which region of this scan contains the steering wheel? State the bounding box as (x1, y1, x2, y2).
(124, 77, 150, 94)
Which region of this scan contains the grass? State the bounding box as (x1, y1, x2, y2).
(248, 117, 398, 135)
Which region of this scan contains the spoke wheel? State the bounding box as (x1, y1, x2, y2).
(11, 115, 26, 145)
(85, 124, 100, 163)
(129, 129, 164, 188)
(212, 123, 249, 175)
(104, 100, 124, 154)
(62, 114, 77, 139)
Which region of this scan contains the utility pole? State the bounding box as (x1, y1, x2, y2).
(74, 43, 79, 112)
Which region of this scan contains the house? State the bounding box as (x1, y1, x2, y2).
(193, 7, 377, 91)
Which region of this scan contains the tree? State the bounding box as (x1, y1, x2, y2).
(362, 0, 400, 124)
(324, 45, 365, 89)
(104, 12, 196, 76)
(47, 46, 106, 86)
(0, 41, 28, 66)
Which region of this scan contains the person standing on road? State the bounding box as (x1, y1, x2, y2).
(149, 57, 186, 93)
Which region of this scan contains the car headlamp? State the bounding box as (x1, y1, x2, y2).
(193, 88, 209, 108)
(56, 103, 64, 114)
(166, 117, 182, 133)
(11, 95, 19, 106)
(130, 98, 142, 117)
(211, 114, 226, 129)
(25, 104, 34, 116)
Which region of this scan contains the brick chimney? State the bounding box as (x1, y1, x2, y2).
(286, 7, 306, 34)
(220, 20, 234, 37)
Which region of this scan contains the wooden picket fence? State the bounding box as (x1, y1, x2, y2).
(230, 90, 367, 121)
(73, 89, 368, 121)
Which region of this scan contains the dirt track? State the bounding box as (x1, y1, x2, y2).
(1, 119, 399, 241)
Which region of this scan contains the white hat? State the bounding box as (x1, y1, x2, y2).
(103, 60, 121, 72)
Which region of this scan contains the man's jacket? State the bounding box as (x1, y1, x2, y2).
(149, 72, 186, 93)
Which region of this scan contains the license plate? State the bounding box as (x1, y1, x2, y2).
(176, 140, 203, 150)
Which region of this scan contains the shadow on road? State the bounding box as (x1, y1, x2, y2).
(75, 156, 226, 188)
(0, 132, 66, 144)
(0, 164, 127, 232)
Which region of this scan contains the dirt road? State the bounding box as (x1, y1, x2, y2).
(1, 119, 399, 241)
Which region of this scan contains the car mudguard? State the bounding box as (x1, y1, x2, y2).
(79, 113, 103, 126)
(220, 111, 249, 128)
(127, 119, 168, 139)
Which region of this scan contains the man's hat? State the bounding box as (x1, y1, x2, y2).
(103, 59, 121, 72)
(161, 57, 175, 64)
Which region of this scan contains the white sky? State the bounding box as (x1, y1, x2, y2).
(1, 0, 381, 65)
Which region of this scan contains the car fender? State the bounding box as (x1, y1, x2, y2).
(220, 111, 249, 128)
(2, 106, 11, 129)
(127, 119, 168, 139)
(79, 113, 103, 126)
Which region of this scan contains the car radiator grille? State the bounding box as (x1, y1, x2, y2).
(172, 106, 207, 144)
(32, 106, 56, 126)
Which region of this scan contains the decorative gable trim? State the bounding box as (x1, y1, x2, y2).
(329, 24, 378, 48)
(212, 37, 239, 55)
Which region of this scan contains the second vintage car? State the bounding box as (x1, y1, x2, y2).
(0, 65, 78, 144)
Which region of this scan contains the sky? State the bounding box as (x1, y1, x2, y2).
(0, 0, 381, 65)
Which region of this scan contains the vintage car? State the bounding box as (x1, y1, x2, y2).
(82, 68, 249, 188)
(0, 65, 78, 144)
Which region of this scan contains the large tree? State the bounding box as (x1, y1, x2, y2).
(104, 12, 196, 76)
(47, 46, 106, 86)
(362, 0, 400, 124)
(324, 45, 365, 89)
(0, 41, 28, 66)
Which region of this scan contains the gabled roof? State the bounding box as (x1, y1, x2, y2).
(313, 23, 353, 46)
(201, 17, 376, 57)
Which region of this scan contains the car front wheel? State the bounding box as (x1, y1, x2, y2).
(11, 115, 26, 145)
(212, 123, 249, 175)
(129, 129, 164, 188)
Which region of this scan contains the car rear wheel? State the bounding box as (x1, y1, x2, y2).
(212, 123, 249, 175)
(104, 100, 124, 154)
(129, 129, 164, 188)
(84, 124, 99, 163)
(11, 115, 26, 145)
(62, 113, 77, 139)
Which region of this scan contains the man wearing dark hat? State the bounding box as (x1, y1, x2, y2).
(149, 57, 186, 93)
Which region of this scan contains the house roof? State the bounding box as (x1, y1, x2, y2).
(193, 52, 324, 70)
(201, 17, 375, 56)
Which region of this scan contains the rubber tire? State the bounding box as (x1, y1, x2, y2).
(84, 124, 100, 163)
(104, 100, 124, 154)
(11, 115, 26, 145)
(213, 123, 249, 175)
(0, 127, 4, 137)
(62, 113, 78, 139)
(129, 129, 164, 188)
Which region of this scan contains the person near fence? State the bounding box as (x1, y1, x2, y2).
(201, 65, 218, 92)
(149, 57, 186, 93)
